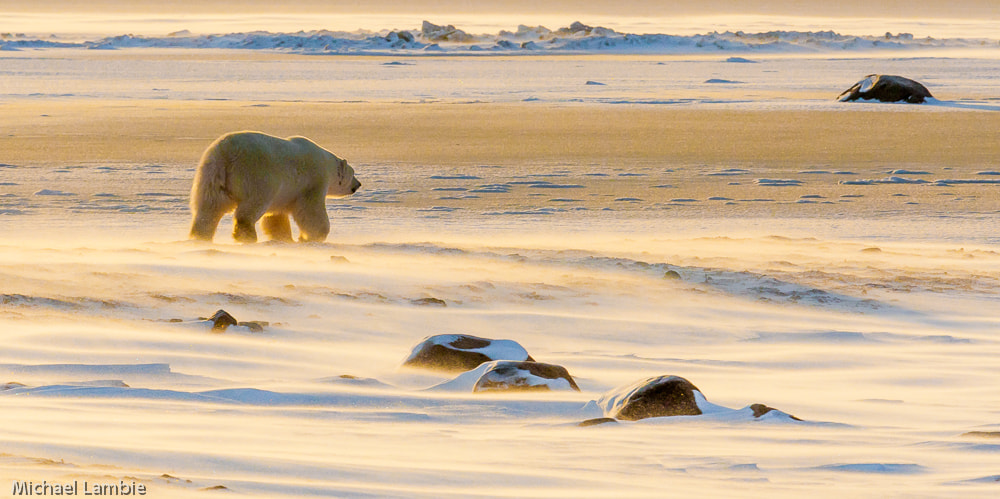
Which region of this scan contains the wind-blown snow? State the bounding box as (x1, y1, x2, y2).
(3, 13, 1000, 497)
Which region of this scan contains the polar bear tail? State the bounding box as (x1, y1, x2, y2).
(189, 142, 234, 241)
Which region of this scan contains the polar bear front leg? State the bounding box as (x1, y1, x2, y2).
(262, 213, 294, 242)
(292, 192, 331, 243)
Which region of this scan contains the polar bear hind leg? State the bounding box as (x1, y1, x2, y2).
(189, 151, 236, 242)
(190, 208, 231, 242)
(262, 213, 294, 242)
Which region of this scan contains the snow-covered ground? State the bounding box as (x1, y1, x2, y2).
(2, 14, 1000, 499)
(2, 223, 999, 497)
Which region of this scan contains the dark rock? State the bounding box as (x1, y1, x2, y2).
(473, 361, 580, 392)
(209, 309, 237, 331)
(962, 431, 1000, 438)
(598, 375, 703, 421)
(664, 270, 682, 280)
(202, 310, 266, 333)
(411, 297, 447, 307)
(837, 74, 933, 103)
(750, 403, 802, 421)
(402, 334, 534, 373)
(2, 381, 26, 390)
(159, 474, 193, 484)
(578, 417, 618, 427)
(237, 321, 266, 333)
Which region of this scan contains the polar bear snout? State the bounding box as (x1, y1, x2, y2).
(325, 158, 360, 197)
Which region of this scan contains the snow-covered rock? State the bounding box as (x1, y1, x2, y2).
(402, 334, 534, 373)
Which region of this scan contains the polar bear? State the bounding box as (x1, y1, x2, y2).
(189, 131, 360, 243)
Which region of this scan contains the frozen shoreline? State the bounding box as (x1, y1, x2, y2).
(4, 20, 1000, 55)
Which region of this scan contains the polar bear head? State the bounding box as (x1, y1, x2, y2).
(328, 157, 361, 198)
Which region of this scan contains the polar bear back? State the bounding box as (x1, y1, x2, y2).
(211, 132, 333, 205)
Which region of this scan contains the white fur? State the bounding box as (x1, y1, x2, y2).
(189, 131, 360, 243)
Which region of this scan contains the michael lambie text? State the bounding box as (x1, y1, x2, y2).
(11, 480, 147, 496)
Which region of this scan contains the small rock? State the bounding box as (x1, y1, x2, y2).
(330, 255, 349, 263)
(962, 431, 1000, 438)
(750, 403, 802, 421)
(411, 297, 447, 307)
(237, 321, 265, 333)
(2, 381, 26, 390)
(578, 417, 619, 427)
(159, 474, 193, 484)
(209, 310, 237, 331)
(861, 247, 882, 253)
(578, 417, 618, 427)
(664, 270, 681, 280)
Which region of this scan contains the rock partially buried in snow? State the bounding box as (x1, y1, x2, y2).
(837, 74, 933, 103)
(410, 297, 447, 307)
(402, 334, 534, 373)
(473, 361, 580, 392)
(427, 360, 578, 392)
(578, 417, 618, 427)
(201, 309, 267, 333)
(597, 375, 804, 422)
(598, 375, 703, 420)
(208, 309, 237, 331)
(750, 403, 802, 421)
